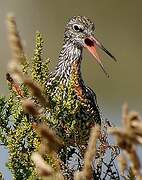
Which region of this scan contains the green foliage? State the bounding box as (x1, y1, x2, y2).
(0, 30, 91, 179)
(0, 31, 120, 180)
(0, 32, 50, 179)
(31, 31, 50, 89)
(0, 31, 85, 179)
(0, 88, 38, 179)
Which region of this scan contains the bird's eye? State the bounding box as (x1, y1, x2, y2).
(73, 24, 83, 32)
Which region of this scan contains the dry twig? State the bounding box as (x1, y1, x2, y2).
(74, 125, 100, 180)
(109, 103, 142, 178)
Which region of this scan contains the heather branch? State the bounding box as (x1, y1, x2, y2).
(7, 14, 25, 63)
(36, 123, 63, 153)
(31, 152, 54, 177)
(7, 14, 50, 109)
(22, 99, 41, 117)
(74, 125, 100, 180)
(31, 123, 64, 179)
(109, 104, 142, 178)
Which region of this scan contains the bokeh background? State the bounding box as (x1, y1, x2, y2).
(0, 0, 142, 179)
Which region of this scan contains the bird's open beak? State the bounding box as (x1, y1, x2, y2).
(84, 36, 116, 77)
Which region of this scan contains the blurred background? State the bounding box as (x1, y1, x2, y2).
(0, 0, 142, 179)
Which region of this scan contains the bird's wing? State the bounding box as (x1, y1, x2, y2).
(86, 86, 99, 109)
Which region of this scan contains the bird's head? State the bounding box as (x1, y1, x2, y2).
(64, 16, 116, 77)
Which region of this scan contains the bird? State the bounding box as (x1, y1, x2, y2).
(45, 16, 116, 144)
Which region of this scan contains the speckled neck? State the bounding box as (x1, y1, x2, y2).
(54, 41, 83, 84)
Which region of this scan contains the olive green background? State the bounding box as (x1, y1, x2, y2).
(0, 1, 142, 179)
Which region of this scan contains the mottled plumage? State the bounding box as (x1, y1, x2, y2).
(45, 16, 116, 138)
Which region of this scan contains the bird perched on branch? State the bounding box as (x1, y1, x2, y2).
(46, 16, 116, 141)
